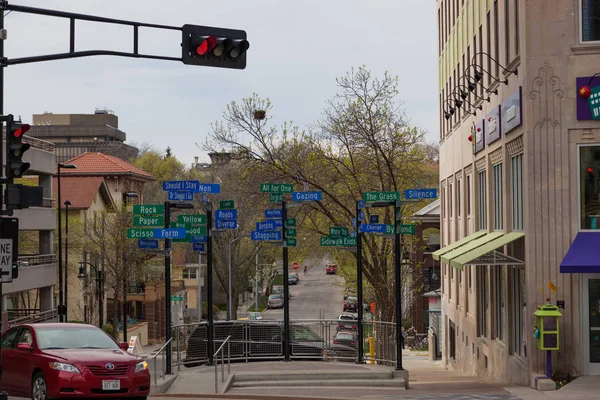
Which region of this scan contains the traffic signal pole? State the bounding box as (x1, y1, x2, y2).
(356, 200, 364, 364)
(394, 200, 403, 371)
(282, 200, 290, 362)
(206, 203, 214, 365)
(164, 202, 173, 375)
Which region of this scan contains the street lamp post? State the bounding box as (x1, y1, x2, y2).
(64, 200, 71, 322)
(121, 192, 138, 343)
(77, 255, 104, 327)
(57, 163, 77, 322)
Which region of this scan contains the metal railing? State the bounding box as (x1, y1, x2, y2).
(214, 335, 231, 393)
(22, 135, 56, 152)
(150, 338, 172, 385)
(8, 309, 58, 327)
(18, 253, 56, 266)
(42, 198, 55, 208)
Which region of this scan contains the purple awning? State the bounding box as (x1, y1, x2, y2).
(560, 233, 600, 273)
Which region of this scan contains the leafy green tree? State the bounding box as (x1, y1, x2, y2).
(133, 150, 186, 203)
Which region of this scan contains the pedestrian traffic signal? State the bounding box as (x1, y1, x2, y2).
(5, 115, 31, 180)
(181, 24, 249, 69)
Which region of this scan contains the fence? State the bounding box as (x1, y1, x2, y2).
(172, 319, 409, 368)
(8, 309, 58, 327)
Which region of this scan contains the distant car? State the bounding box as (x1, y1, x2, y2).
(268, 294, 284, 309)
(248, 312, 263, 320)
(334, 330, 357, 347)
(273, 287, 291, 298)
(343, 296, 358, 312)
(337, 314, 358, 331)
(288, 273, 299, 285)
(1, 323, 150, 399)
(326, 264, 338, 274)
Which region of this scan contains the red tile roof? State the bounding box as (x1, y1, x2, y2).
(52, 176, 107, 209)
(59, 152, 154, 181)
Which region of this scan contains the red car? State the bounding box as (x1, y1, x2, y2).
(1, 323, 150, 399)
(325, 264, 338, 274)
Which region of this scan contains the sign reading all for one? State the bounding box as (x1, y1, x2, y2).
(260, 183, 294, 193)
(363, 191, 400, 202)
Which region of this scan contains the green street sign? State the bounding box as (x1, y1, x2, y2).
(385, 224, 395, 235)
(134, 215, 164, 227)
(170, 222, 189, 229)
(286, 238, 297, 247)
(260, 183, 294, 193)
(285, 218, 296, 227)
(363, 191, 400, 202)
(127, 228, 155, 239)
(188, 226, 207, 236)
(397, 224, 416, 235)
(177, 214, 207, 225)
(286, 228, 297, 237)
(320, 236, 357, 247)
(133, 204, 164, 215)
(171, 296, 184, 302)
(270, 193, 283, 202)
(329, 227, 349, 237)
(220, 200, 235, 209)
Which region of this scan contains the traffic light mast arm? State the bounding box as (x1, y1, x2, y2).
(1, 2, 182, 66)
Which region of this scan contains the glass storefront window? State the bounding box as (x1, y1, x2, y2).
(580, 146, 600, 229)
(582, 0, 600, 42)
(588, 279, 600, 363)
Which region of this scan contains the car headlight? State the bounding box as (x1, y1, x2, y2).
(49, 362, 81, 374)
(135, 361, 148, 373)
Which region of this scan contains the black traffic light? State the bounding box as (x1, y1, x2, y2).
(181, 24, 249, 69)
(6, 115, 31, 180)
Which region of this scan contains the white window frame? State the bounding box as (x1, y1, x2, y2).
(580, 0, 600, 44)
(577, 144, 600, 231)
(493, 266, 504, 341)
(511, 154, 524, 231)
(493, 163, 504, 231)
(478, 170, 488, 230)
(183, 268, 197, 279)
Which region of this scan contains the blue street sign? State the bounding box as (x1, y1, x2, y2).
(358, 200, 365, 209)
(265, 209, 283, 219)
(197, 183, 221, 193)
(191, 235, 207, 243)
(163, 180, 200, 191)
(350, 231, 357, 237)
(291, 191, 323, 202)
(168, 191, 194, 201)
(359, 211, 365, 220)
(216, 220, 238, 229)
(202, 193, 209, 202)
(138, 239, 159, 249)
(273, 219, 283, 228)
(251, 230, 282, 241)
(153, 228, 186, 239)
(369, 215, 379, 224)
(359, 224, 387, 234)
(193, 242, 206, 252)
(352, 218, 357, 228)
(404, 188, 437, 200)
(256, 220, 276, 231)
(215, 209, 237, 220)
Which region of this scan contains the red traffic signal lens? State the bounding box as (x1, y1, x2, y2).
(12, 123, 30, 138)
(196, 36, 216, 55)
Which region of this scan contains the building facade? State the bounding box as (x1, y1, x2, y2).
(4, 136, 57, 327)
(28, 109, 138, 164)
(435, 0, 600, 386)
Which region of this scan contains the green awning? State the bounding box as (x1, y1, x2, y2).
(440, 232, 504, 264)
(450, 232, 525, 269)
(432, 231, 487, 261)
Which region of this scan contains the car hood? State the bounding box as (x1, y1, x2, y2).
(42, 348, 140, 364)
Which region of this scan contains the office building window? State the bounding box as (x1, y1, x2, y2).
(457, 180, 461, 217)
(449, 183, 453, 218)
(493, 163, 503, 230)
(582, 0, 600, 42)
(478, 170, 487, 230)
(439, 8, 442, 55)
(477, 267, 489, 338)
(510, 266, 526, 358)
(486, 11, 491, 84)
(467, 45, 471, 104)
(449, 320, 457, 360)
(183, 268, 197, 279)
(579, 146, 600, 229)
(514, 0, 520, 54)
(467, 175, 472, 215)
(493, 267, 504, 341)
(504, 0, 510, 64)
(479, 26, 483, 96)
(494, 0, 499, 77)
(442, 186, 446, 220)
(511, 154, 524, 230)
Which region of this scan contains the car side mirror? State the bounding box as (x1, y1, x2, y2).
(119, 342, 129, 351)
(17, 342, 33, 351)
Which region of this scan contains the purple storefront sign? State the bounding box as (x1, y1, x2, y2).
(576, 76, 600, 120)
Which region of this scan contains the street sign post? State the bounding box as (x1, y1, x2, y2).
(285, 238, 297, 247)
(363, 191, 400, 202)
(134, 215, 165, 227)
(256, 221, 276, 231)
(251, 231, 282, 241)
(171, 296, 184, 302)
(285, 218, 296, 227)
(215, 209, 237, 220)
(260, 183, 293, 193)
(265, 209, 283, 219)
(153, 228, 187, 239)
(220, 200, 235, 209)
(127, 228, 155, 239)
(270, 193, 283, 202)
(397, 224, 416, 235)
(216, 220, 238, 229)
(369, 215, 379, 224)
(330, 227, 349, 237)
(138, 239, 159, 249)
(291, 191, 322, 201)
(193, 242, 206, 252)
(285, 228, 296, 237)
(404, 188, 437, 199)
(163, 180, 201, 191)
(319, 236, 357, 247)
(168, 191, 194, 201)
(133, 204, 164, 215)
(188, 226, 207, 236)
(178, 214, 207, 225)
(359, 223, 389, 234)
(0, 239, 13, 283)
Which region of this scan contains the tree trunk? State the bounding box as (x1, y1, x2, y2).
(111, 285, 119, 339)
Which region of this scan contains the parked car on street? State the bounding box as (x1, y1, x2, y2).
(0, 322, 150, 399)
(273, 287, 291, 298)
(343, 296, 358, 312)
(325, 264, 338, 274)
(337, 314, 358, 331)
(248, 312, 263, 320)
(288, 273, 299, 285)
(268, 293, 284, 309)
(333, 330, 357, 347)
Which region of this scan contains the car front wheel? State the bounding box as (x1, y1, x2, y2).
(32, 372, 49, 400)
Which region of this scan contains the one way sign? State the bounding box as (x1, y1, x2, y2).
(0, 239, 13, 283)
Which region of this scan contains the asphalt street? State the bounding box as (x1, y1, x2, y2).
(261, 267, 346, 321)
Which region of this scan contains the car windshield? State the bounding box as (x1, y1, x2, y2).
(249, 312, 261, 318)
(269, 294, 282, 300)
(347, 297, 357, 303)
(336, 332, 354, 341)
(293, 326, 322, 342)
(339, 315, 356, 321)
(36, 327, 119, 350)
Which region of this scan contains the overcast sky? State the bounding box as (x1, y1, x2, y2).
(5, 0, 437, 165)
